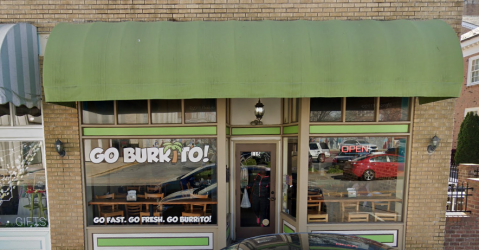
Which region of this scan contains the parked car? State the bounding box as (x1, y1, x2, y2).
(343, 154, 404, 181)
(340, 140, 378, 153)
(223, 232, 394, 250)
(159, 163, 216, 196)
(332, 151, 369, 169)
(309, 142, 330, 163)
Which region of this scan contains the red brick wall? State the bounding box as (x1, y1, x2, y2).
(452, 54, 479, 149)
(444, 166, 479, 250)
(445, 216, 479, 250)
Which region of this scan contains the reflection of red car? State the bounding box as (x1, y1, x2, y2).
(343, 154, 404, 181)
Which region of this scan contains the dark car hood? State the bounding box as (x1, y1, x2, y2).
(223, 233, 395, 250)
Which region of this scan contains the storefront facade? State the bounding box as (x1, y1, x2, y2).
(0, 1, 466, 250)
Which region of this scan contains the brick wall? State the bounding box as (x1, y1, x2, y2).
(445, 216, 479, 250)
(43, 100, 84, 250)
(452, 54, 479, 149)
(406, 98, 456, 249)
(444, 168, 479, 250)
(41, 55, 84, 250)
(0, 1, 464, 249)
(0, 0, 464, 34)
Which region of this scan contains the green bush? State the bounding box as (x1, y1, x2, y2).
(243, 158, 257, 166)
(455, 112, 479, 165)
(327, 165, 343, 174)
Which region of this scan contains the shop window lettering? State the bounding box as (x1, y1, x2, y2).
(93, 215, 212, 224)
(90, 145, 211, 164)
(15, 217, 47, 227)
(341, 146, 370, 153)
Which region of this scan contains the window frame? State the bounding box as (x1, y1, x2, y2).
(81, 99, 218, 126)
(464, 107, 479, 117)
(467, 55, 479, 86)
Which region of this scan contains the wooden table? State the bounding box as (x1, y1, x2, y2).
(88, 198, 218, 216)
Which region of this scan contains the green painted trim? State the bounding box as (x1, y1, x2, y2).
(283, 224, 294, 233)
(357, 234, 394, 243)
(231, 127, 281, 135)
(226, 126, 230, 135)
(84, 126, 217, 136)
(97, 237, 209, 247)
(309, 125, 408, 134)
(283, 126, 298, 134)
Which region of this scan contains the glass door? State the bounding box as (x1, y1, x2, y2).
(235, 143, 276, 239)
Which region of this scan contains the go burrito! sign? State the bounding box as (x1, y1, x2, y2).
(90, 144, 211, 164)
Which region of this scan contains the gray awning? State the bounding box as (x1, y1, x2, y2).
(0, 23, 41, 108)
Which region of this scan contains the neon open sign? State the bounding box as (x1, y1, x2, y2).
(341, 146, 370, 153)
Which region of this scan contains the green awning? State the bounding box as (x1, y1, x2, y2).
(43, 20, 463, 102)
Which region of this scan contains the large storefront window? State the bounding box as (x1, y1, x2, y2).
(308, 136, 406, 223)
(85, 138, 217, 226)
(282, 137, 297, 217)
(0, 141, 47, 227)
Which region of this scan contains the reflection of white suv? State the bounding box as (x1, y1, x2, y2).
(309, 142, 330, 163)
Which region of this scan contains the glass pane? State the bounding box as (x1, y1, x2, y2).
(184, 99, 216, 123)
(310, 98, 342, 122)
(82, 101, 114, 124)
(117, 100, 148, 124)
(291, 98, 299, 123)
(308, 136, 406, 223)
(0, 141, 47, 227)
(0, 103, 11, 126)
(14, 105, 42, 125)
(84, 138, 217, 226)
(283, 99, 290, 124)
(240, 151, 271, 227)
(379, 98, 410, 122)
(345, 97, 375, 122)
(282, 137, 297, 217)
(151, 100, 181, 124)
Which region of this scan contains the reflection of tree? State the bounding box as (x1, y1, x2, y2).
(310, 111, 341, 122)
(0, 142, 41, 204)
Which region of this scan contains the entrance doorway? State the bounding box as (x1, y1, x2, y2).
(235, 143, 276, 239)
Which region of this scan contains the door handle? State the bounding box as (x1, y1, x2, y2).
(269, 197, 276, 201)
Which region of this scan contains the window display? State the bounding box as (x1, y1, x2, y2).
(0, 141, 47, 227)
(84, 138, 217, 226)
(307, 136, 406, 223)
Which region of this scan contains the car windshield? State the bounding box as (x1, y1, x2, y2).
(309, 143, 319, 150)
(320, 142, 329, 149)
(358, 140, 369, 144)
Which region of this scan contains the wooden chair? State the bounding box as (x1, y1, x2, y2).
(188, 194, 209, 215)
(147, 186, 159, 193)
(307, 201, 328, 223)
(348, 212, 369, 222)
(374, 212, 397, 222)
(95, 193, 124, 224)
(139, 211, 161, 225)
(182, 211, 204, 224)
(125, 204, 142, 222)
(371, 193, 392, 212)
(144, 193, 164, 213)
(341, 201, 359, 222)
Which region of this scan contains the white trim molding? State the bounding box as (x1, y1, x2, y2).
(464, 107, 479, 117)
(467, 55, 479, 87)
